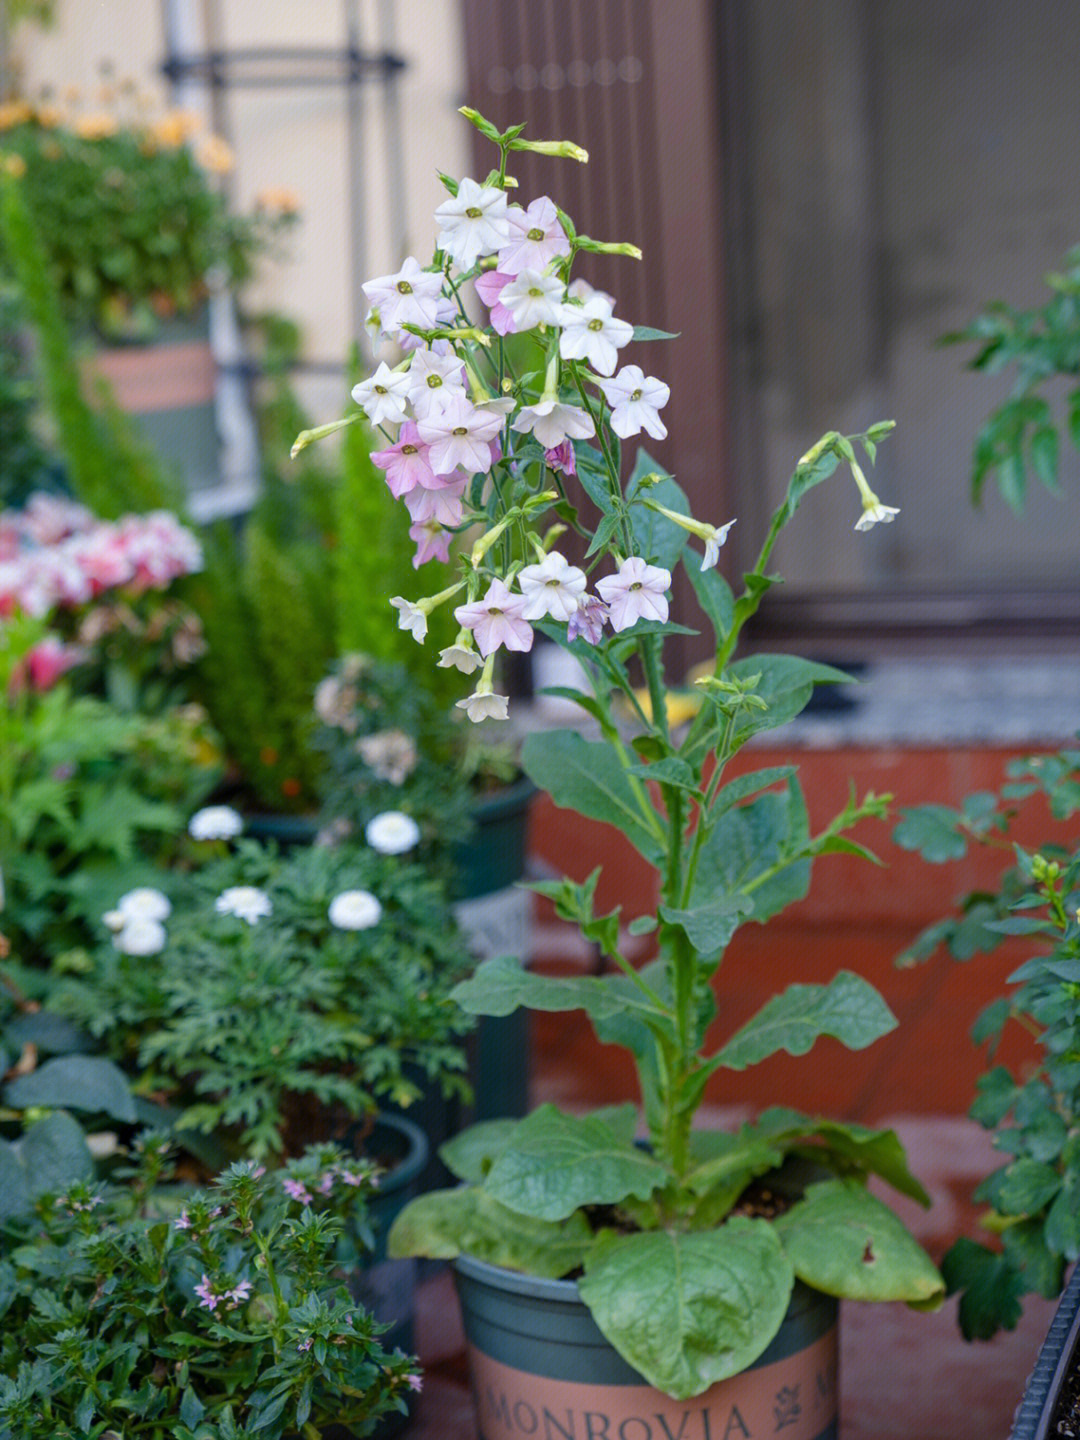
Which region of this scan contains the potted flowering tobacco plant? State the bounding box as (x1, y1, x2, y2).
(296, 109, 943, 1431)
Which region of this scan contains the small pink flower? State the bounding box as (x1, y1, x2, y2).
(497, 196, 571, 276)
(282, 1177, 313, 1204)
(372, 422, 439, 497)
(474, 269, 516, 335)
(22, 637, 84, 691)
(410, 519, 452, 567)
(175, 1211, 193, 1231)
(194, 1275, 220, 1311)
(545, 441, 577, 477)
(298, 1336, 314, 1352)
(417, 394, 505, 477)
(566, 593, 609, 644)
(227, 1279, 253, 1307)
(455, 578, 534, 658)
(406, 1373, 423, 1393)
(596, 557, 671, 632)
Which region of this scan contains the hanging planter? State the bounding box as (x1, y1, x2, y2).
(453, 1253, 839, 1440)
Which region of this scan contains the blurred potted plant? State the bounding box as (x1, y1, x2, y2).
(0, 1135, 422, 1439)
(295, 108, 944, 1431)
(0, 81, 296, 504)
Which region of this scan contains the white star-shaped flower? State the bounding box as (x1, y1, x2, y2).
(558, 296, 634, 376)
(498, 196, 571, 275)
(855, 501, 900, 532)
(417, 394, 504, 476)
(351, 362, 411, 428)
(389, 596, 429, 642)
(510, 398, 595, 450)
(361, 256, 445, 333)
(498, 268, 566, 331)
(434, 178, 512, 271)
(594, 365, 670, 440)
(456, 687, 510, 723)
(406, 349, 467, 419)
(455, 578, 534, 657)
(517, 551, 588, 622)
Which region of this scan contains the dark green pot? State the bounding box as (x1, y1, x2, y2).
(453, 1254, 839, 1440)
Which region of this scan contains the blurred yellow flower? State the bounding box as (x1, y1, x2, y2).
(255, 186, 302, 216)
(151, 109, 203, 149)
(0, 101, 32, 131)
(74, 113, 119, 141)
(195, 134, 234, 174)
(1, 153, 27, 178)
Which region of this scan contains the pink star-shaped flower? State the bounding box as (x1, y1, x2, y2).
(455, 578, 534, 657)
(417, 394, 504, 476)
(595, 556, 671, 632)
(372, 422, 439, 497)
(498, 196, 571, 276)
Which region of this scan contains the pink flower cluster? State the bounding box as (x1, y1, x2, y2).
(0, 494, 202, 619)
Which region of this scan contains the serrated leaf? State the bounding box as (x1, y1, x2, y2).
(578, 1220, 794, 1398)
(4, 1055, 137, 1123)
(522, 729, 663, 864)
(893, 805, 968, 862)
(716, 972, 897, 1071)
(996, 1157, 1061, 1216)
(179, 1385, 205, 1429)
(625, 757, 697, 789)
(484, 1105, 667, 1220)
(776, 1180, 944, 1303)
(941, 1237, 1024, 1340)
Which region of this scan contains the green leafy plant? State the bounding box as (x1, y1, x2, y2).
(0, 1135, 420, 1439)
(0, 93, 294, 338)
(297, 109, 944, 1399)
(942, 245, 1080, 510)
(896, 748, 1080, 1339)
(54, 837, 473, 1161)
(0, 612, 220, 966)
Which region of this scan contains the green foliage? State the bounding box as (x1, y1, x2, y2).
(0, 1138, 419, 1439)
(943, 246, 1080, 509)
(0, 615, 220, 964)
(0, 101, 291, 337)
(0, 282, 53, 506)
(0, 167, 174, 517)
(53, 838, 474, 1160)
(894, 748, 1080, 1336)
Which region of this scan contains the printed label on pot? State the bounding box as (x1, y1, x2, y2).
(469, 1328, 838, 1440)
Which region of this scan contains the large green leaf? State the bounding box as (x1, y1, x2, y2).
(0, 1112, 94, 1219)
(439, 1119, 519, 1182)
(659, 896, 751, 955)
(522, 729, 663, 864)
(484, 1104, 667, 1220)
(715, 972, 897, 1071)
(892, 805, 968, 862)
(387, 1185, 593, 1278)
(626, 453, 690, 572)
(679, 1132, 785, 1223)
(0, 1140, 32, 1221)
(578, 1220, 794, 1398)
(728, 654, 855, 737)
(691, 782, 812, 937)
(4, 1054, 138, 1123)
(752, 1110, 931, 1205)
(776, 1180, 944, 1304)
(685, 562, 735, 647)
(451, 955, 656, 1024)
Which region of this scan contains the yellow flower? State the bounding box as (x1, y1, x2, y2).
(74, 112, 119, 140)
(0, 100, 31, 131)
(34, 104, 63, 129)
(195, 134, 234, 174)
(1, 153, 26, 178)
(255, 186, 302, 215)
(151, 109, 203, 149)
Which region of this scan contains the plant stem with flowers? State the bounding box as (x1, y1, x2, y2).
(299, 108, 943, 1399)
